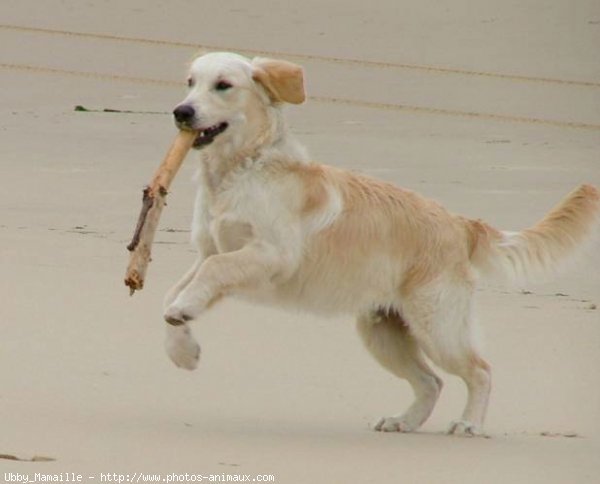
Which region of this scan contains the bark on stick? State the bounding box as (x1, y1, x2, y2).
(124, 129, 196, 295)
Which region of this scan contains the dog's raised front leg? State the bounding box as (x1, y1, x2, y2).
(164, 233, 216, 370)
(164, 241, 288, 325)
(163, 257, 205, 370)
(164, 232, 217, 309)
(163, 257, 203, 310)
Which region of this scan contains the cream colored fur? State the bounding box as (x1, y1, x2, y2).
(163, 52, 600, 436)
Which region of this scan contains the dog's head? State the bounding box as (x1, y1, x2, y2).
(173, 52, 305, 149)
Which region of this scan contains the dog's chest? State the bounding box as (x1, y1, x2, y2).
(209, 216, 253, 253)
(204, 174, 268, 253)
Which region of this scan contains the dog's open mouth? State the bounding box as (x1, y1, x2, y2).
(192, 122, 229, 148)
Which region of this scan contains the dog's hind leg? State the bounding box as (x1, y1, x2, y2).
(403, 283, 492, 436)
(357, 309, 443, 432)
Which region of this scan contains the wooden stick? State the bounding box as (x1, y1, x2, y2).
(124, 129, 196, 295)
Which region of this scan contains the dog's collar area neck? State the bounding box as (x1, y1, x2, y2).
(241, 121, 281, 161)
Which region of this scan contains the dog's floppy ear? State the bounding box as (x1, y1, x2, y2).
(251, 58, 306, 105)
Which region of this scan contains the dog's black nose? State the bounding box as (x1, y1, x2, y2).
(173, 105, 195, 124)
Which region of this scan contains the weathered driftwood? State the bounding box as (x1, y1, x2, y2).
(124, 129, 196, 295)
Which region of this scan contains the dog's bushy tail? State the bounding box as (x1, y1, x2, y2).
(468, 184, 600, 284)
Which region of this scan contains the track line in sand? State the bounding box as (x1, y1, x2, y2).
(2, 62, 599, 131)
(1, 24, 599, 89)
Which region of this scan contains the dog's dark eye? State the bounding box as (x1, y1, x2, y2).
(187, 78, 194, 88)
(215, 80, 232, 91)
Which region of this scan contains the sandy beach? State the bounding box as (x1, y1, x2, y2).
(1, 1, 599, 482)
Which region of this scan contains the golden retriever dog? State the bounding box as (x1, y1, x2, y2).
(162, 52, 599, 436)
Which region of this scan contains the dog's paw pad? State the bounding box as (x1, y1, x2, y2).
(373, 417, 414, 433)
(164, 306, 194, 326)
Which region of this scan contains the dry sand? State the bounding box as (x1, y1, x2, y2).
(1, 1, 599, 482)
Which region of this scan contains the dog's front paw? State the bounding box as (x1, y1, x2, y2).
(165, 324, 200, 370)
